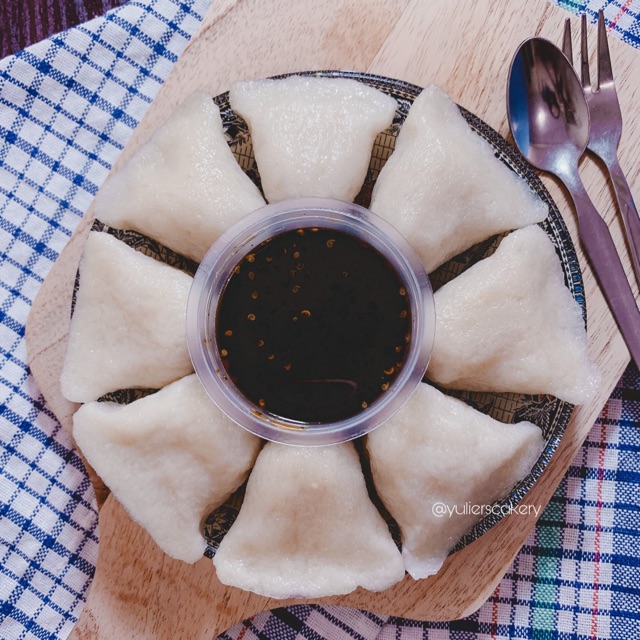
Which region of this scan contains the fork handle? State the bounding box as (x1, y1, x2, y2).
(569, 178, 640, 367)
(607, 156, 640, 290)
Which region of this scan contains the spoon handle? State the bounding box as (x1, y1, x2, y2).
(607, 155, 640, 291)
(569, 179, 640, 367)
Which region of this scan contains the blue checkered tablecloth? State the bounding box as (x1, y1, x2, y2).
(1, 1, 639, 639)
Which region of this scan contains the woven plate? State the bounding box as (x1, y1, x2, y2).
(88, 70, 580, 562)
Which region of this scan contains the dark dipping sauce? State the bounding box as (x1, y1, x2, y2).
(215, 227, 412, 423)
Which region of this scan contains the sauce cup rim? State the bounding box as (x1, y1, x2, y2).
(186, 197, 435, 446)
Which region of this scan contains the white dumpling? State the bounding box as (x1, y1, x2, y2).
(213, 441, 404, 598)
(73, 375, 261, 563)
(229, 76, 397, 203)
(367, 383, 544, 579)
(427, 225, 601, 403)
(370, 84, 547, 273)
(94, 91, 265, 262)
(61, 232, 193, 403)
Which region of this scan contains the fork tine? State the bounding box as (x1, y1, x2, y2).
(580, 13, 592, 90)
(562, 18, 573, 62)
(597, 9, 614, 89)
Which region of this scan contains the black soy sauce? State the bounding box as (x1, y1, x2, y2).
(215, 227, 412, 423)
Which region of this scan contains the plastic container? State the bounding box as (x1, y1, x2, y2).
(187, 198, 435, 445)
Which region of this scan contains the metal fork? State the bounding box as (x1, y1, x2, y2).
(562, 10, 640, 289)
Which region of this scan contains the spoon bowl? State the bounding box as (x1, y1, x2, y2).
(508, 37, 590, 185)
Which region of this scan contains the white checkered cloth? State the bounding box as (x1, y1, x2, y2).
(0, 2, 211, 638)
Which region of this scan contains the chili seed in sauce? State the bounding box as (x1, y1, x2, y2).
(215, 227, 411, 423)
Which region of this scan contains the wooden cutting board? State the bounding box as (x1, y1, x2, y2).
(25, 0, 640, 637)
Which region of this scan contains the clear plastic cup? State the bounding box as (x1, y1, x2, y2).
(187, 198, 435, 445)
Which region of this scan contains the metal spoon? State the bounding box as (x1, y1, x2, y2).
(507, 36, 640, 367)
